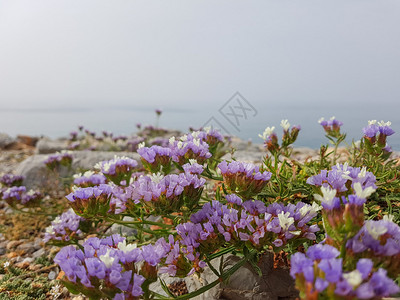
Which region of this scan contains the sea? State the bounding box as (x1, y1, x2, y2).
(1, 104, 399, 150)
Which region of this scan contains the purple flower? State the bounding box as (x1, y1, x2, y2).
(346, 219, 400, 256)
(43, 208, 84, 243)
(66, 184, 115, 217)
(0, 174, 24, 187)
(73, 171, 106, 187)
(306, 244, 340, 260)
(218, 161, 271, 198)
(44, 150, 73, 169)
(169, 136, 212, 165)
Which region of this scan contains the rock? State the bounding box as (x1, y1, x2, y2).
(106, 216, 137, 236)
(32, 248, 46, 259)
(15, 261, 30, 269)
(15, 151, 141, 190)
(0, 133, 16, 149)
(35, 137, 69, 154)
(17, 241, 36, 254)
(0, 247, 6, 256)
(17, 135, 39, 147)
(48, 270, 57, 280)
(6, 240, 23, 250)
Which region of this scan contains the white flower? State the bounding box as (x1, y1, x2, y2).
(188, 159, 198, 165)
(99, 249, 115, 268)
(117, 240, 137, 253)
(180, 135, 188, 142)
(280, 119, 290, 131)
(73, 172, 83, 179)
(82, 170, 94, 178)
(193, 139, 201, 147)
(177, 141, 184, 149)
(313, 186, 337, 207)
(336, 162, 352, 180)
(365, 221, 387, 240)
(50, 284, 62, 298)
(149, 172, 164, 184)
(27, 189, 36, 196)
(353, 182, 375, 199)
(45, 226, 55, 235)
(357, 167, 367, 179)
(278, 211, 294, 231)
(258, 126, 275, 140)
(378, 120, 391, 127)
(191, 131, 201, 139)
(318, 117, 325, 124)
(169, 137, 176, 145)
(330, 116, 336, 121)
(368, 120, 377, 125)
(383, 214, 394, 222)
(53, 216, 62, 224)
(203, 126, 211, 133)
(3, 261, 10, 268)
(138, 142, 145, 149)
(299, 202, 322, 217)
(343, 270, 363, 287)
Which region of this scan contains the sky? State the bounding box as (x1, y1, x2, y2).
(1, 0, 400, 114)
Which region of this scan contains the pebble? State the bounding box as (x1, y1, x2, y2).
(48, 271, 57, 280)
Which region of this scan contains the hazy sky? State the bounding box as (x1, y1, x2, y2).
(0, 0, 399, 112)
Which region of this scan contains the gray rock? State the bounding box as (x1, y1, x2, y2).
(0, 133, 15, 149)
(35, 137, 69, 154)
(150, 253, 297, 300)
(0, 247, 6, 256)
(106, 216, 137, 236)
(17, 242, 36, 254)
(32, 248, 46, 259)
(15, 151, 141, 190)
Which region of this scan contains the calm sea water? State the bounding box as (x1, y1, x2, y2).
(1, 105, 399, 150)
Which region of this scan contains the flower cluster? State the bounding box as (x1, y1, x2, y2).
(0, 186, 26, 204)
(44, 208, 84, 243)
(307, 163, 377, 196)
(218, 161, 271, 198)
(362, 120, 395, 157)
(0, 186, 42, 206)
(291, 244, 400, 298)
(169, 136, 212, 165)
(138, 144, 172, 174)
(95, 156, 138, 185)
(0, 174, 24, 187)
(66, 184, 114, 217)
(346, 219, 400, 277)
(54, 234, 166, 299)
(44, 150, 73, 170)
(182, 160, 204, 175)
(318, 116, 343, 137)
(130, 172, 206, 213)
(177, 199, 319, 254)
(258, 120, 301, 154)
(73, 171, 107, 188)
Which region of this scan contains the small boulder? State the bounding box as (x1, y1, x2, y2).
(0, 133, 16, 149)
